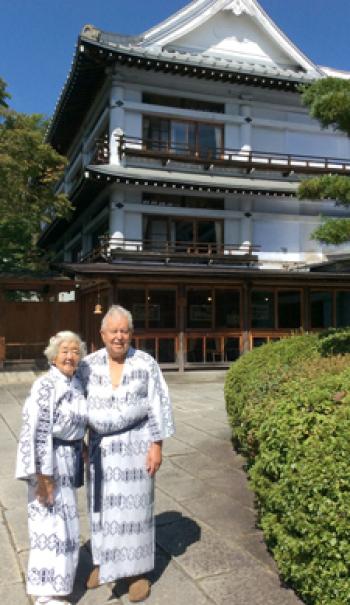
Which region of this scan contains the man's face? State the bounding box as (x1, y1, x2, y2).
(100, 314, 131, 361)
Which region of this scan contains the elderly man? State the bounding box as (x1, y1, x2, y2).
(79, 305, 175, 602)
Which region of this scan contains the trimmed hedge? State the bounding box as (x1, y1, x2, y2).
(225, 333, 350, 605)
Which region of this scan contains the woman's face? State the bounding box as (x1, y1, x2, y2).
(53, 340, 81, 377)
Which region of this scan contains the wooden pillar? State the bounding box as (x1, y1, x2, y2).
(242, 282, 250, 353)
(178, 286, 185, 372)
(303, 286, 310, 332)
(0, 336, 5, 369)
(111, 280, 119, 305)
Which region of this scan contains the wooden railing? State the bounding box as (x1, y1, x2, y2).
(4, 342, 47, 361)
(81, 237, 259, 264)
(93, 135, 350, 176)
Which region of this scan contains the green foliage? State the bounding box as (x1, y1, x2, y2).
(298, 175, 350, 206)
(310, 218, 350, 245)
(317, 328, 350, 356)
(301, 77, 350, 136)
(0, 77, 10, 108)
(225, 333, 350, 605)
(0, 79, 71, 271)
(298, 78, 350, 245)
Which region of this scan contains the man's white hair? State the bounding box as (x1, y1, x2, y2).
(44, 331, 86, 363)
(101, 305, 133, 331)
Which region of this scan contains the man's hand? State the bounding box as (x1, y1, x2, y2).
(146, 441, 163, 476)
(36, 474, 55, 506)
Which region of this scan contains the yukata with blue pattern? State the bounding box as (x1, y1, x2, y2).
(16, 366, 87, 598)
(79, 346, 175, 584)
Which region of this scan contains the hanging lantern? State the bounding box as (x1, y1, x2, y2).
(94, 303, 103, 314)
(93, 285, 103, 314)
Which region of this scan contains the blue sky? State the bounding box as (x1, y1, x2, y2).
(1, 0, 349, 118)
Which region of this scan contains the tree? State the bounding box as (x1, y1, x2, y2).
(298, 77, 350, 244)
(0, 79, 71, 271)
(0, 77, 10, 108)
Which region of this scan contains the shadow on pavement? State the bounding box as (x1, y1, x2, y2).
(112, 511, 201, 600)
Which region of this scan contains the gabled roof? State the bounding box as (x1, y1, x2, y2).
(141, 0, 321, 78)
(47, 0, 331, 152)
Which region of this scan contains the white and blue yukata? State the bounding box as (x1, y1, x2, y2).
(16, 366, 87, 598)
(79, 347, 175, 584)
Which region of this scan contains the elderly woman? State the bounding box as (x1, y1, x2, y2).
(79, 305, 175, 602)
(16, 331, 87, 605)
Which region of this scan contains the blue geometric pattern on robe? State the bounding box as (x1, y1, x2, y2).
(15, 366, 87, 597)
(79, 347, 175, 583)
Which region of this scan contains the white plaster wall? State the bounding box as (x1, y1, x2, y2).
(125, 111, 142, 139)
(299, 221, 323, 253)
(253, 219, 301, 253)
(169, 11, 296, 65)
(125, 212, 142, 240)
(252, 197, 297, 214)
(286, 130, 348, 158)
(252, 126, 285, 153)
(224, 219, 240, 245)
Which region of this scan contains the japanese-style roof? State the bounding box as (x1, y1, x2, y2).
(38, 165, 297, 248)
(55, 260, 350, 285)
(37, 176, 106, 247)
(47, 0, 326, 153)
(310, 254, 350, 273)
(85, 164, 299, 195)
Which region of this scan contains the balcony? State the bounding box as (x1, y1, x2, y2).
(82, 237, 259, 266)
(93, 135, 350, 177)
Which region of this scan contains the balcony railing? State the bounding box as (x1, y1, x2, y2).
(93, 135, 350, 176)
(81, 237, 259, 265)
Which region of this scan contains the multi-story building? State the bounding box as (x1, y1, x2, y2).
(40, 0, 350, 370)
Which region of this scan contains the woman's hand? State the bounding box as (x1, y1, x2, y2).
(36, 474, 55, 506)
(146, 441, 163, 476)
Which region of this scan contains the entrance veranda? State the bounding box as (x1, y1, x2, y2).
(79, 277, 350, 371)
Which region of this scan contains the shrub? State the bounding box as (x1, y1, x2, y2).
(225, 333, 350, 605)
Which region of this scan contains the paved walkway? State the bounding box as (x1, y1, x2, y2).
(0, 371, 303, 605)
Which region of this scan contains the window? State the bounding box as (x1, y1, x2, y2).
(142, 93, 225, 113)
(336, 291, 350, 328)
(118, 288, 176, 329)
(251, 289, 301, 329)
(187, 289, 212, 328)
(310, 291, 333, 329)
(278, 291, 301, 329)
(251, 291, 274, 329)
(143, 116, 169, 151)
(143, 116, 223, 158)
(4, 289, 44, 302)
(224, 337, 240, 361)
(118, 289, 145, 329)
(148, 290, 176, 328)
(143, 216, 223, 252)
(187, 337, 204, 362)
(215, 290, 240, 328)
(158, 339, 176, 363)
(186, 288, 241, 329)
(57, 290, 76, 302)
(142, 193, 224, 210)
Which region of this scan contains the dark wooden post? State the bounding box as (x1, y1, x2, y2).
(0, 336, 5, 369)
(242, 281, 250, 354)
(178, 286, 185, 372)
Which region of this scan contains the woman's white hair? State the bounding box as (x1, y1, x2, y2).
(101, 305, 133, 331)
(44, 331, 87, 363)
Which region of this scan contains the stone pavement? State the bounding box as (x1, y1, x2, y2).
(0, 371, 303, 605)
